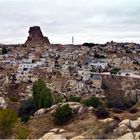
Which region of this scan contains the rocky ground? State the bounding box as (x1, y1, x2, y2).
(16, 102, 140, 139)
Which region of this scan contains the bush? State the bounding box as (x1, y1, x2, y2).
(18, 98, 35, 123)
(53, 104, 73, 125)
(0, 109, 17, 136)
(105, 97, 125, 109)
(95, 107, 110, 119)
(55, 96, 63, 104)
(19, 98, 36, 117)
(83, 97, 102, 108)
(15, 125, 29, 139)
(20, 115, 30, 123)
(68, 95, 81, 102)
(9, 96, 19, 102)
(82, 43, 95, 48)
(110, 67, 121, 75)
(129, 107, 138, 114)
(112, 108, 123, 113)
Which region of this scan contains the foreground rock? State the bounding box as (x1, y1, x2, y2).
(99, 118, 114, 123)
(113, 117, 140, 138)
(39, 128, 85, 140)
(25, 26, 50, 48)
(34, 108, 48, 116)
(118, 132, 140, 140)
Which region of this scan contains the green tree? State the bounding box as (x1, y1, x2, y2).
(2, 47, 8, 55)
(0, 109, 17, 136)
(53, 104, 73, 125)
(32, 79, 53, 109)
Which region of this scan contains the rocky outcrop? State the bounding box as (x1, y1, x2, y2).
(39, 128, 85, 140)
(114, 117, 140, 138)
(103, 75, 140, 104)
(34, 102, 86, 117)
(50, 102, 85, 115)
(34, 108, 48, 116)
(99, 118, 114, 123)
(118, 132, 140, 140)
(25, 26, 50, 48)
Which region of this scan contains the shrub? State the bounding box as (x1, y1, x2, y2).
(102, 122, 114, 134)
(129, 107, 138, 114)
(15, 125, 29, 139)
(18, 98, 36, 117)
(83, 43, 95, 48)
(55, 96, 63, 104)
(110, 67, 121, 75)
(68, 95, 81, 102)
(0, 109, 17, 136)
(112, 108, 123, 114)
(95, 107, 110, 119)
(20, 115, 30, 123)
(18, 98, 35, 123)
(53, 104, 73, 125)
(105, 97, 125, 109)
(9, 96, 19, 102)
(83, 97, 102, 108)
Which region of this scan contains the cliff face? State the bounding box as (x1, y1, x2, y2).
(102, 75, 140, 103)
(25, 26, 50, 48)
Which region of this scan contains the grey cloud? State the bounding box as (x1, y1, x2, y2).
(0, 0, 140, 44)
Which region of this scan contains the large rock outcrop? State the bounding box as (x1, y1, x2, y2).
(25, 26, 50, 48)
(39, 128, 85, 140)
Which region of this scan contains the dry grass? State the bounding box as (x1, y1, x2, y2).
(21, 109, 140, 139)
(26, 112, 98, 139)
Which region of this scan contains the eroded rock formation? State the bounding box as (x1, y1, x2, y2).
(25, 26, 50, 47)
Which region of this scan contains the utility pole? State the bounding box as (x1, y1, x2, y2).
(72, 36, 74, 45)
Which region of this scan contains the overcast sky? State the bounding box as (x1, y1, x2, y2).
(0, 0, 140, 44)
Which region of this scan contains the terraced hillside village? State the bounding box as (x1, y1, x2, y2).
(0, 26, 140, 139)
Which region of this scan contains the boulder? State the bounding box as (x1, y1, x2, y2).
(34, 108, 47, 116)
(49, 128, 66, 133)
(114, 118, 140, 136)
(119, 118, 140, 130)
(88, 107, 94, 112)
(39, 128, 75, 140)
(118, 132, 140, 139)
(71, 135, 86, 140)
(114, 123, 131, 135)
(99, 118, 114, 123)
(40, 132, 66, 140)
(78, 106, 85, 115)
